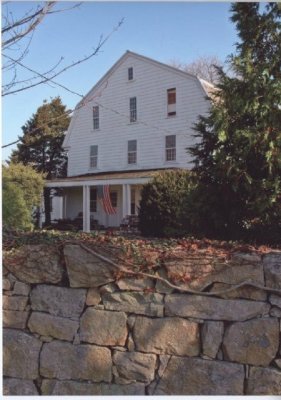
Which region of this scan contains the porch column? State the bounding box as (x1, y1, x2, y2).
(122, 184, 131, 217)
(83, 185, 90, 232)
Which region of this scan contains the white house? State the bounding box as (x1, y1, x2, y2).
(46, 51, 214, 231)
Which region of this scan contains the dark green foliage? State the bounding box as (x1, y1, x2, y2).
(2, 163, 45, 230)
(188, 3, 281, 243)
(139, 170, 195, 237)
(10, 97, 71, 224)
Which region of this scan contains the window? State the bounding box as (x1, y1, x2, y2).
(167, 88, 176, 116)
(130, 97, 137, 122)
(128, 67, 133, 81)
(90, 188, 97, 212)
(128, 140, 137, 164)
(93, 106, 99, 129)
(110, 191, 118, 208)
(90, 145, 98, 168)
(165, 135, 176, 161)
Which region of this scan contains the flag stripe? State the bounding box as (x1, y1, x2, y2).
(97, 185, 116, 215)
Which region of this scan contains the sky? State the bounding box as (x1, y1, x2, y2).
(2, 1, 238, 161)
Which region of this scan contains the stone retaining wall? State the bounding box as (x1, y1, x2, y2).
(3, 244, 281, 395)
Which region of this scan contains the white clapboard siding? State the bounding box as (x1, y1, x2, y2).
(65, 52, 210, 177)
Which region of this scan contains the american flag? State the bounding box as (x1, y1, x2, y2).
(97, 185, 116, 215)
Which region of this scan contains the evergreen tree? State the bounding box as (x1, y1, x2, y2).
(10, 97, 70, 225)
(189, 3, 281, 242)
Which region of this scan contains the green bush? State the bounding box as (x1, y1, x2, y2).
(139, 170, 195, 237)
(2, 163, 45, 230)
(3, 181, 33, 230)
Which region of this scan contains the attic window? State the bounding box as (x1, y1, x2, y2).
(128, 67, 133, 81)
(167, 88, 176, 116)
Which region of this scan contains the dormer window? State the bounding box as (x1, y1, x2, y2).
(167, 88, 176, 116)
(128, 67, 133, 81)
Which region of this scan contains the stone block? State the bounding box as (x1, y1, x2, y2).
(99, 282, 118, 294)
(202, 321, 224, 358)
(127, 314, 136, 329)
(64, 244, 118, 287)
(28, 312, 79, 341)
(3, 295, 28, 311)
(40, 340, 112, 382)
(164, 252, 263, 291)
(165, 294, 270, 321)
(270, 307, 281, 317)
(269, 294, 281, 308)
(155, 268, 174, 294)
(246, 366, 281, 395)
(86, 288, 101, 305)
(134, 316, 200, 356)
(113, 350, 157, 384)
(41, 379, 145, 395)
(263, 252, 281, 289)
(127, 333, 135, 351)
(80, 308, 127, 346)
(116, 277, 154, 291)
(154, 357, 244, 395)
(13, 281, 31, 296)
(4, 244, 63, 284)
(3, 310, 29, 329)
(223, 318, 279, 366)
(30, 285, 86, 319)
(210, 282, 267, 301)
(3, 278, 11, 291)
(158, 355, 171, 377)
(3, 378, 38, 395)
(103, 292, 163, 317)
(3, 329, 42, 379)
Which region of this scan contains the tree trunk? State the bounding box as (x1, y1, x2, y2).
(44, 187, 51, 226)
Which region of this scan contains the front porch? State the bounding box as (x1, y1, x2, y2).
(45, 169, 163, 232)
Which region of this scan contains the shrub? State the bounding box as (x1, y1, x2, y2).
(2, 163, 45, 230)
(139, 170, 195, 237)
(3, 181, 33, 230)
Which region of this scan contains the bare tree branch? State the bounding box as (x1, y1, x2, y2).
(2, 2, 56, 48)
(2, 18, 124, 96)
(170, 55, 223, 84)
(2, 54, 84, 97)
(2, 56, 64, 89)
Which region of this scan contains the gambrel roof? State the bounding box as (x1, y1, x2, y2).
(63, 50, 215, 148)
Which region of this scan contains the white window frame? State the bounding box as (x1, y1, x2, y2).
(130, 97, 137, 122)
(90, 145, 98, 168)
(128, 140, 137, 164)
(165, 135, 176, 161)
(93, 106, 99, 130)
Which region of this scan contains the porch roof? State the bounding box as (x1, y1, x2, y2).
(45, 168, 180, 188)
